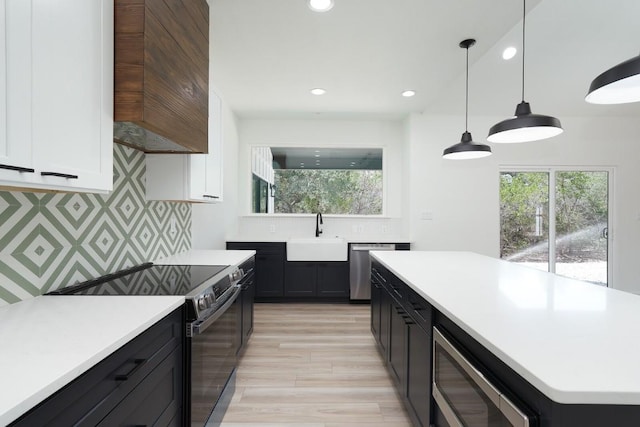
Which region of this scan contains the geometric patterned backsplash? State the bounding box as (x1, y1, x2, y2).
(0, 144, 191, 306)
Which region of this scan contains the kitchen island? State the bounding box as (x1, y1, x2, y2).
(371, 250, 640, 426)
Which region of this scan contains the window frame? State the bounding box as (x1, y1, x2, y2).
(499, 165, 615, 286)
(246, 144, 389, 217)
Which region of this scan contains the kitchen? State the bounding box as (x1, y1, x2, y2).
(1, 0, 640, 426)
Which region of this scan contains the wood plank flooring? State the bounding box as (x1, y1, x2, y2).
(220, 303, 413, 427)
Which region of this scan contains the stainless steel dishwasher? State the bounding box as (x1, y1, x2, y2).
(350, 243, 397, 300)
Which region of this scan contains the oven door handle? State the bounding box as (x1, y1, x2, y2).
(192, 285, 241, 335)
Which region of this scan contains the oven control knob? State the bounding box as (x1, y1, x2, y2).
(198, 297, 207, 310)
(205, 294, 214, 306)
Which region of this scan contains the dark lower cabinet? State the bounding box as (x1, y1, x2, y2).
(227, 242, 285, 299)
(10, 307, 184, 427)
(378, 285, 391, 358)
(238, 256, 255, 353)
(285, 262, 316, 296)
(317, 262, 349, 297)
(388, 302, 408, 390)
(370, 276, 382, 342)
(284, 261, 349, 299)
(240, 275, 255, 349)
(407, 322, 432, 427)
(372, 260, 431, 427)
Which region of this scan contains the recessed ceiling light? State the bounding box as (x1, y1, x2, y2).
(314, 154, 320, 157)
(502, 46, 517, 60)
(309, 0, 334, 12)
(310, 88, 326, 95)
(401, 90, 416, 97)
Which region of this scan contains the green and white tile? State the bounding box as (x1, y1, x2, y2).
(0, 144, 192, 305)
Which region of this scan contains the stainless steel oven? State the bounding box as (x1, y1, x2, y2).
(432, 327, 537, 427)
(187, 282, 241, 426)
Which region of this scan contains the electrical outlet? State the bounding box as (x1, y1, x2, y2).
(421, 211, 433, 220)
(382, 225, 388, 234)
(357, 225, 364, 233)
(269, 224, 276, 233)
(169, 217, 177, 234)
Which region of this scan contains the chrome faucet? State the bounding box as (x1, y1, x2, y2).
(315, 212, 323, 237)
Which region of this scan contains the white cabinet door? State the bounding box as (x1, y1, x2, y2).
(146, 91, 223, 203)
(0, 0, 34, 183)
(146, 152, 220, 203)
(31, 0, 113, 193)
(188, 154, 208, 201)
(0, 0, 112, 193)
(205, 90, 223, 201)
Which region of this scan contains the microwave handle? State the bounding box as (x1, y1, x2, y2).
(432, 327, 530, 427)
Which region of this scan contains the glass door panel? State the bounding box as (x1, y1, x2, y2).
(499, 172, 550, 272)
(554, 171, 608, 286)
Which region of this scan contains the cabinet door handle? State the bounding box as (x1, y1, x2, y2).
(115, 358, 148, 381)
(41, 171, 79, 179)
(203, 194, 219, 199)
(0, 164, 35, 173)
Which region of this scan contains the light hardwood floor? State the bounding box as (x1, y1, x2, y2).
(220, 303, 414, 427)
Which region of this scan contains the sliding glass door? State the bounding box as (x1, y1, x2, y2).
(500, 169, 611, 286)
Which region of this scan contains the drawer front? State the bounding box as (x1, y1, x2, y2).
(11, 307, 183, 427)
(406, 288, 432, 335)
(96, 345, 183, 427)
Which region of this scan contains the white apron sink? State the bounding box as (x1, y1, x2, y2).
(286, 237, 348, 261)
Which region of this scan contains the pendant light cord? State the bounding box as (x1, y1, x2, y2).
(521, 0, 526, 102)
(465, 44, 469, 131)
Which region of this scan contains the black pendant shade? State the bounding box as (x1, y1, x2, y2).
(443, 131, 492, 160)
(586, 54, 640, 104)
(487, 0, 562, 144)
(487, 101, 563, 143)
(442, 39, 492, 160)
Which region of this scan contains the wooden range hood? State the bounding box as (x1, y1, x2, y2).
(114, 0, 209, 153)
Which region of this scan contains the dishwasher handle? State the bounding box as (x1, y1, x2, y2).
(351, 244, 396, 251)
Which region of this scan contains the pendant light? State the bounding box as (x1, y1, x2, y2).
(487, 0, 562, 143)
(443, 39, 492, 160)
(586, 54, 640, 104)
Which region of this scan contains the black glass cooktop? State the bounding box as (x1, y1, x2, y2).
(50, 264, 229, 296)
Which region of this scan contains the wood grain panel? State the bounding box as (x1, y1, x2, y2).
(221, 303, 413, 426)
(114, 0, 209, 153)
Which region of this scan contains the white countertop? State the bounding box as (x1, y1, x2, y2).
(0, 295, 184, 425)
(226, 236, 411, 244)
(371, 250, 640, 405)
(154, 249, 255, 266)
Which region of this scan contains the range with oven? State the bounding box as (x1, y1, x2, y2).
(48, 256, 255, 426)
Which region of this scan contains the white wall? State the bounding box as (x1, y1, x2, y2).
(235, 118, 409, 240)
(407, 113, 640, 293)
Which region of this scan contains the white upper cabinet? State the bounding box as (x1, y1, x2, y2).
(0, 0, 33, 182)
(0, 0, 113, 193)
(145, 90, 223, 203)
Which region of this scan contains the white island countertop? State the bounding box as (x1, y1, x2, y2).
(371, 250, 640, 405)
(154, 249, 255, 266)
(0, 295, 184, 425)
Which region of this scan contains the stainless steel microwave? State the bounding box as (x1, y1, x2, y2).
(432, 327, 537, 427)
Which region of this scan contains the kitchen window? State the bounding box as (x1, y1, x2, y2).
(251, 147, 383, 215)
(499, 168, 612, 286)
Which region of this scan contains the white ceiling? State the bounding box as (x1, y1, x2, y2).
(209, 0, 640, 120)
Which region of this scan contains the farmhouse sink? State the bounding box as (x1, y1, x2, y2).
(286, 237, 348, 261)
